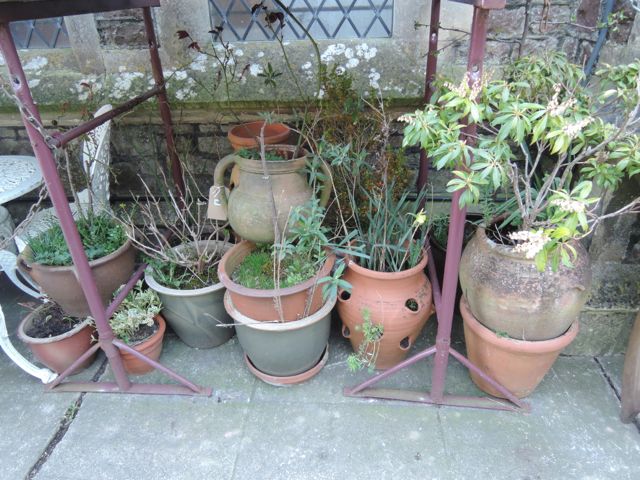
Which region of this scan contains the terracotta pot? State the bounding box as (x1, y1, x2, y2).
(213, 145, 332, 243)
(336, 251, 433, 370)
(18, 305, 96, 375)
(18, 239, 136, 317)
(224, 291, 334, 378)
(119, 314, 166, 375)
(218, 241, 335, 322)
(461, 296, 578, 398)
(227, 121, 291, 151)
(145, 240, 234, 349)
(459, 227, 591, 341)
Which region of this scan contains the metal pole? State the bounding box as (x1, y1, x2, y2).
(0, 23, 132, 391)
(430, 5, 490, 403)
(142, 7, 185, 200)
(416, 0, 442, 191)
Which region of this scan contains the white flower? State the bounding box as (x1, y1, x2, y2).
(508, 229, 550, 259)
(551, 198, 585, 213)
(562, 117, 592, 138)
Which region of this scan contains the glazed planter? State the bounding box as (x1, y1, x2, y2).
(213, 145, 331, 243)
(18, 305, 96, 375)
(224, 291, 335, 380)
(145, 240, 234, 349)
(18, 239, 136, 317)
(218, 240, 336, 322)
(459, 227, 591, 341)
(336, 251, 434, 370)
(119, 314, 166, 375)
(460, 296, 578, 398)
(227, 121, 291, 151)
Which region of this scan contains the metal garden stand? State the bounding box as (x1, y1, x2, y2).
(345, 0, 530, 412)
(0, 0, 209, 396)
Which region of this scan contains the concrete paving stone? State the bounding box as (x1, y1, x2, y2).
(99, 332, 257, 403)
(598, 354, 625, 394)
(440, 356, 640, 479)
(232, 402, 451, 480)
(34, 395, 250, 480)
(0, 391, 80, 480)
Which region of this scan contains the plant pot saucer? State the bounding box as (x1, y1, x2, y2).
(244, 345, 329, 386)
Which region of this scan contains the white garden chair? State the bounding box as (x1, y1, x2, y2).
(0, 104, 112, 383)
(0, 104, 113, 297)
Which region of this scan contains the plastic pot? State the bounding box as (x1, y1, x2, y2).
(118, 314, 166, 375)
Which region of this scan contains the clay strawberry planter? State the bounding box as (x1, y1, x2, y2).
(119, 314, 166, 375)
(337, 251, 433, 370)
(461, 296, 578, 398)
(218, 240, 335, 322)
(18, 304, 96, 375)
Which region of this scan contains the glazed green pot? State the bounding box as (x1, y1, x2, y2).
(213, 145, 331, 243)
(145, 240, 234, 349)
(224, 291, 335, 377)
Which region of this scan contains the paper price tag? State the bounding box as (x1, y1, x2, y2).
(207, 185, 229, 221)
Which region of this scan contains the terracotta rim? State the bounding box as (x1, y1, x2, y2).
(218, 241, 336, 299)
(345, 247, 428, 280)
(244, 345, 329, 386)
(18, 305, 94, 344)
(460, 296, 579, 353)
(145, 240, 232, 296)
(228, 121, 291, 147)
(224, 290, 336, 331)
(20, 237, 133, 272)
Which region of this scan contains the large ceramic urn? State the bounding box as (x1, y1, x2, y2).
(213, 145, 331, 243)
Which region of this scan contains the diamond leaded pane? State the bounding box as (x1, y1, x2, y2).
(10, 18, 70, 49)
(209, 0, 393, 41)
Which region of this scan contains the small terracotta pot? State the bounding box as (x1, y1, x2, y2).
(337, 251, 433, 370)
(18, 306, 96, 375)
(461, 296, 578, 398)
(227, 121, 291, 151)
(218, 241, 336, 322)
(119, 314, 166, 375)
(18, 239, 136, 317)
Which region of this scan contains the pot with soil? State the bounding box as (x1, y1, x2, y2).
(460, 296, 578, 398)
(337, 248, 434, 370)
(218, 240, 335, 322)
(459, 226, 591, 341)
(18, 303, 96, 374)
(227, 121, 291, 151)
(109, 282, 166, 375)
(17, 214, 135, 317)
(213, 145, 332, 243)
(145, 240, 234, 349)
(224, 291, 335, 384)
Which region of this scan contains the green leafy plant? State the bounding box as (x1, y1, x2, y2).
(109, 281, 162, 345)
(347, 308, 384, 372)
(237, 148, 287, 162)
(28, 213, 127, 266)
(402, 52, 640, 270)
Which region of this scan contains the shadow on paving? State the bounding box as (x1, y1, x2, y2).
(0, 275, 638, 480)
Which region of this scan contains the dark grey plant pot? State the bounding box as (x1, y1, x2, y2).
(145, 240, 234, 349)
(224, 291, 335, 377)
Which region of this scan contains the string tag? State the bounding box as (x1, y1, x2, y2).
(207, 185, 229, 221)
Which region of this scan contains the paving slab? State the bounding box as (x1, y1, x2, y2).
(232, 402, 450, 480)
(440, 356, 640, 479)
(33, 395, 249, 480)
(598, 354, 625, 394)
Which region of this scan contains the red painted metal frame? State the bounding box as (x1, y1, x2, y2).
(0, 2, 210, 397)
(345, 0, 529, 412)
